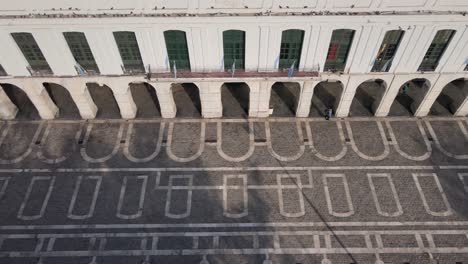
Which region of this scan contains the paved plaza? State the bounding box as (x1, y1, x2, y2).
(0, 116, 467, 263)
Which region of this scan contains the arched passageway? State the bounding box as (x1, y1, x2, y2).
(0, 83, 39, 120)
(309, 81, 343, 117)
(87, 83, 121, 119)
(171, 83, 201, 118)
(429, 78, 468, 116)
(43, 83, 80, 119)
(130, 83, 161, 118)
(269, 82, 301, 117)
(349, 79, 386, 116)
(221, 82, 250, 118)
(389, 79, 430, 116)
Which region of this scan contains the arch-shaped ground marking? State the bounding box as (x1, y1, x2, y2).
(345, 120, 390, 161)
(216, 121, 255, 162)
(305, 120, 348, 161)
(385, 120, 432, 161)
(0, 121, 44, 164)
(123, 121, 165, 163)
(80, 121, 124, 163)
(265, 121, 305, 162)
(166, 122, 205, 162)
(424, 120, 468, 159)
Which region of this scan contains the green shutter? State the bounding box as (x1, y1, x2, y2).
(371, 30, 404, 72)
(223, 30, 245, 70)
(64, 32, 100, 74)
(113, 31, 145, 73)
(164, 30, 191, 71)
(324, 29, 355, 72)
(418, 30, 455, 72)
(279, 30, 304, 69)
(11, 32, 53, 75)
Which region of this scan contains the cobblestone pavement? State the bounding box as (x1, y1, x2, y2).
(0, 116, 467, 264)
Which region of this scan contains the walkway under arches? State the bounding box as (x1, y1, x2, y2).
(429, 78, 468, 116)
(309, 80, 343, 117)
(130, 83, 161, 118)
(389, 78, 431, 116)
(221, 82, 250, 118)
(349, 79, 386, 116)
(171, 83, 201, 118)
(87, 83, 121, 119)
(43, 83, 81, 119)
(0, 83, 39, 120)
(269, 82, 301, 117)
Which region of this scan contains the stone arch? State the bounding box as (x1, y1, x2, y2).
(221, 82, 250, 118)
(269, 82, 301, 117)
(429, 78, 468, 116)
(349, 79, 387, 116)
(171, 83, 201, 118)
(129, 82, 161, 118)
(87, 83, 121, 119)
(43, 82, 81, 119)
(0, 83, 39, 120)
(309, 80, 344, 117)
(389, 78, 431, 116)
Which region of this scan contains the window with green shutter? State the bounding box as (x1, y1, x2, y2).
(64, 32, 100, 74)
(0, 65, 7, 76)
(113, 31, 145, 73)
(371, 30, 404, 72)
(418, 29, 455, 72)
(223, 30, 245, 70)
(279, 29, 304, 69)
(324, 29, 355, 72)
(11, 32, 53, 75)
(164, 30, 191, 71)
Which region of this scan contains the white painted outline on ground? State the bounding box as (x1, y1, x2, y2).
(412, 173, 453, 217)
(123, 121, 165, 163)
(367, 173, 403, 217)
(165, 175, 193, 219)
(265, 121, 305, 162)
(425, 120, 468, 159)
(0, 121, 44, 164)
(277, 174, 305, 218)
(322, 174, 355, 217)
(458, 173, 468, 193)
(80, 122, 124, 163)
(116, 175, 148, 219)
(385, 120, 432, 161)
(166, 122, 205, 162)
(67, 175, 102, 220)
(17, 176, 56, 220)
(37, 121, 82, 164)
(0, 176, 10, 201)
(223, 174, 248, 218)
(217, 121, 255, 162)
(306, 120, 348, 162)
(345, 120, 389, 161)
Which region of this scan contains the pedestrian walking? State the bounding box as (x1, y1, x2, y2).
(324, 108, 332, 120)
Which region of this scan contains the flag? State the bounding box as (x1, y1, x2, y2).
(231, 60, 236, 77)
(221, 56, 224, 71)
(75, 63, 86, 75)
(327, 43, 338, 60)
(173, 60, 177, 79)
(288, 61, 295, 77)
(165, 56, 169, 70)
(274, 54, 280, 69)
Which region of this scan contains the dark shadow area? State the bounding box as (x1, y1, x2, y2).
(269, 82, 301, 117)
(87, 83, 121, 119)
(349, 79, 386, 117)
(130, 83, 161, 118)
(221, 82, 250, 118)
(429, 78, 468, 116)
(309, 81, 343, 117)
(389, 78, 430, 116)
(0, 83, 40, 120)
(172, 83, 201, 118)
(43, 83, 81, 119)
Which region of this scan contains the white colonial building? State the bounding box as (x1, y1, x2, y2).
(0, 0, 467, 120)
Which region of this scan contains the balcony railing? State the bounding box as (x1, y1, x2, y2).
(148, 69, 319, 79)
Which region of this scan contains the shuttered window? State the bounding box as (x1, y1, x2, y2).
(223, 30, 245, 70)
(64, 32, 100, 74)
(418, 30, 455, 72)
(164, 30, 191, 71)
(324, 29, 355, 72)
(11, 32, 53, 75)
(371, 30, 404, 72)
(113, 31, 145, 73)
(279, 29, 304, 69)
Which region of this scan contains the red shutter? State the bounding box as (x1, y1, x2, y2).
(327, 43, 338, 60)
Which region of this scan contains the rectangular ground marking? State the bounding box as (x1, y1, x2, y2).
(277, 174, 305, 217)
(322, 174, 354, 217)
(458, 173, 468, 193)
(116, 175, 148, 219)
(367, 173, 403, 217)
(165, 175, 193, 219)
(223, 174, 248, 218)
(412, 173, 453, 217)
(17, 176, 56, 220)
(67, 176, 102, 220)
(0, 176, 10, 201)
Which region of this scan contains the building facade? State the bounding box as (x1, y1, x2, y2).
(0, 0, 467, 120)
